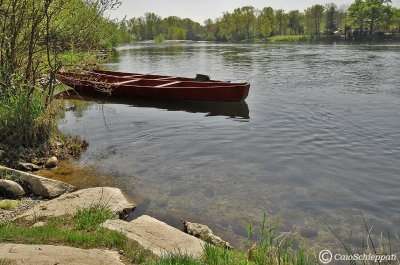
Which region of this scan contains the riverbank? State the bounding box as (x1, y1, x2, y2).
(1, 158, 397, 264)
(0, 165, 318, 265)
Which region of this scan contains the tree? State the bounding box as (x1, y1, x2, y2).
(347, 0, 393, 36)
(348, 0, 367, 35)
(0, 0, 121, 146)
(144, 12, 161, 40)
(390, 7, 400, 33)
(364, 0, 393, 35)
(259, 7, 275, 38)
(275, 9, 286, 35)
(288, 10, 303, 35)
(306, 4, 325, 37)
(325, 3, 338, 34)
(337, 5, 349, 31)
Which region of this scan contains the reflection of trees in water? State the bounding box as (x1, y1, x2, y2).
(219, 46, 255, 66)
(58, 95, 94, 119)
(125, 45, 190, 57)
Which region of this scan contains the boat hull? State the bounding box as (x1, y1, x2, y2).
(56, 71, 250, 102)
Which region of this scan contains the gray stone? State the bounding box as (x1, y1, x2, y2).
(15, 187, 135, 221)
(18, 162, 41, 171)
(32, 221, 46, 227)
(182, 220, 232, 249)
(0, 165, 74, 198)
(44, 156, 58, 169)
(103, 216, 205, 258)
(0, 179, 25, 197)
(0, 243, 125, 265)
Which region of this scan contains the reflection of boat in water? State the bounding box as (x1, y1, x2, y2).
(56, 69, 250, 102)
(56, 90, 250, 119)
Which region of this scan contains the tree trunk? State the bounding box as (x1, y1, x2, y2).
(369, 21, 374, 36)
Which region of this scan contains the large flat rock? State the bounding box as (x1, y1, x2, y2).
(15, 187, 136, 221)
(103, 216, 205, 258)
(0, 165, 74, 198)
(0, 243, 124, 265)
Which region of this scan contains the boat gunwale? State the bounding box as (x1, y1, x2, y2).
(56, 72, 250, 89)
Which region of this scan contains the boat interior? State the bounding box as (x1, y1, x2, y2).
(57, 71, 246, 88)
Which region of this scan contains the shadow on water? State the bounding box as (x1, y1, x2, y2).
(56, 90, 250, 120)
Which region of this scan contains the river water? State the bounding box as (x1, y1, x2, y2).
(59, 42, 400, 252)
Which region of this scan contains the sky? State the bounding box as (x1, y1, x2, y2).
(106, 0, 400, 24)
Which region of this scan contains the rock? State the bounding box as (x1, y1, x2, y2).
(33, 221, 46, 227)
(15, 187, 135, 221)
(18, 162, 41, 171)
(0, 243, 125, 265)
(0, 165, 74, 198)
(0, 197, 41, 222)
(44, 156, 58, 168)
(102, 216, 204, 258)
(182, 220, 232, 249)
(0, 179, 25, 197)
(24, 174, 72, 198)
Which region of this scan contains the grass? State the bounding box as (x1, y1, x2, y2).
(0, 204, 154, 264)
(2, 207, 396, 265)
(57, 51, 105, 70)
(329, 212, 399, 265)
(0, 89, 52, 148)
(153, 213, 318, 265)
(0, 205, 317, 265)
(74, 203, 114, 231)
(0, 169, 20, 182)
(268, 35, 313, 43)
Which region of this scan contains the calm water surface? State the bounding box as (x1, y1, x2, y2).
(60, 43, 400, 251)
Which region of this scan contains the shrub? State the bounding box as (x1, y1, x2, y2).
(0, 88, 54, 148)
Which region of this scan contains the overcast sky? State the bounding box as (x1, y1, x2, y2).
(106, 0, 400, 24)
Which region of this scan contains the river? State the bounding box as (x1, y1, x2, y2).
(58, 42, 400, 252)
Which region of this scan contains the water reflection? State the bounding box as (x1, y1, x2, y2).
(57, 90, 250, 119)
(58, 43, 400, 253)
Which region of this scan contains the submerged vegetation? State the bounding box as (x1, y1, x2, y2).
(117, 0, 400, 42)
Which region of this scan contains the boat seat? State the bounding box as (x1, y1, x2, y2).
(117, 79, 142, 85)
(155, 81, 181, 88)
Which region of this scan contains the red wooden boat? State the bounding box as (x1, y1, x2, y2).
(56, 70, 250, 102)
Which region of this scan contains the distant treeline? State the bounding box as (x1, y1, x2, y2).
(116, 0, 400, 42)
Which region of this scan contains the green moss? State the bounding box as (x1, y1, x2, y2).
(0, 200, 19, 210)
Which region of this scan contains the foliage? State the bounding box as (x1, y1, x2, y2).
(246, 213, 317, 265)
(325, 3, 338, 34)
(154, 34, 165, 43)
(74, 203, 114, 231)
(329, 212, 398, 265)
(0, 88, 53, 147)
(153, 254, 202, 265)
(0, 0, 121, 150)
(0, 205, 152, 263)
(305, 5, 325, 36)
(122, 1, 400, 42)
(347, 0, 395, 36)
(150, 213, 317, 265)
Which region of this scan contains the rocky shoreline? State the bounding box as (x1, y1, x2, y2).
(0, 164, 232, 264)
(0, 196, 42, 222)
